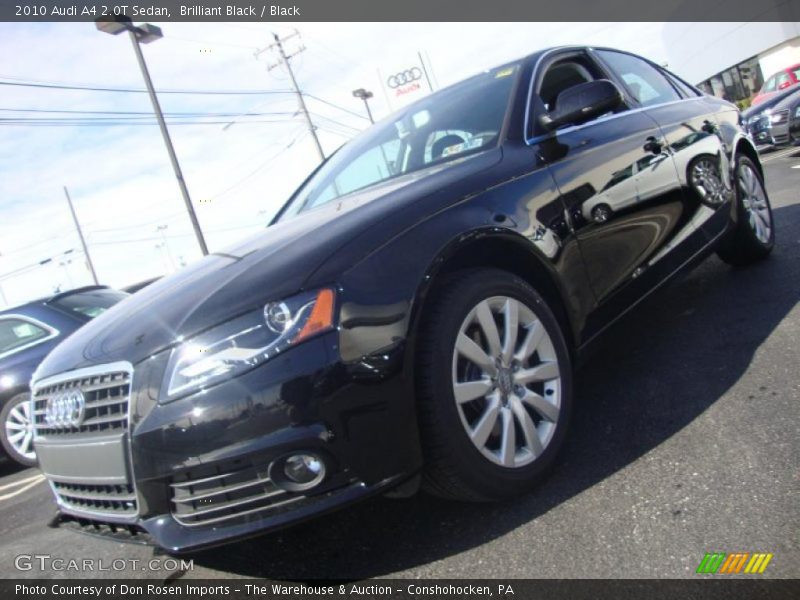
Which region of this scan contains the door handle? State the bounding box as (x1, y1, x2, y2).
(643, 136, 663, 154)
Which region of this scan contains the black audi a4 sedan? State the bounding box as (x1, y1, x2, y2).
(31, 46, 773, 552)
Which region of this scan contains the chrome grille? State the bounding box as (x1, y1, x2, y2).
(52, 481, 137, 517)
(171, 464, 308, 527)
(771, 108, 790, 124)
(33, 370, 130, 435)
(33, 362, 138, 523)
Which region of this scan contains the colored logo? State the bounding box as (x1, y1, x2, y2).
(696, 552, 773, 574)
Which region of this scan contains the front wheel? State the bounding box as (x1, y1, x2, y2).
(716, 155, 774, 266)
(0, 392, 37, 467)
(416, 268, 573, 502)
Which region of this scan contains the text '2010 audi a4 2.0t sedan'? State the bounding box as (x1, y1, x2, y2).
(31, 46, 773, 553)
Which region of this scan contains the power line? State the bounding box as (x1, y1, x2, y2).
(86, 211, 186, 235)
(0, 119, 303, 127)
(0, 249, 77, 282)
(316, 126, 355, 140)
(303, 93, 371, 121)
(0, 79, 295, 95)
(307, 111, 362, 132)
(162, 35, 258, 51)
(206, 129, 308, 201)
(0, 107, 298, 117)
(88, 222, 266, 246)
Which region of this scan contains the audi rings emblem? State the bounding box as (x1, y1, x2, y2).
(44, 390, 86, 429)
(387, 68, 422, 89)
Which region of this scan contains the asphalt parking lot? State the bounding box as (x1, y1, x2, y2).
(1, 148, 798, 581)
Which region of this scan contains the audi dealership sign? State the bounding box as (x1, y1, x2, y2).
(378, 54, 433, 110)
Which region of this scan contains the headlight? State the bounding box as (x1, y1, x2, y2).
(162, 287, 335, 401)
(770, 113, 785, 123)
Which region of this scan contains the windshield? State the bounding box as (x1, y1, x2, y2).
(278, 64, 520, 221)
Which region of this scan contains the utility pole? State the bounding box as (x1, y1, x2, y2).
(63, 186, 99, 285)
(255, 31, 325, 161)
(0, 251, 7, 306)
(155, 224, 176, 271)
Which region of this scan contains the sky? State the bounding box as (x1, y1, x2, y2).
(0, 22, 670, 307)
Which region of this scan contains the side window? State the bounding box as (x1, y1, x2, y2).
(663, 70, 699, 98)
(776, 72, 790, 89)
(792, 66, 800, 81)
(538, 58, 601, 112)
(762, 76, 777, 92)
(596, 50, 681, 107)
(0, 318, 50, 355)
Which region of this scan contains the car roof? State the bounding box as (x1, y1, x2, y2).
(0, 285, 110, 317)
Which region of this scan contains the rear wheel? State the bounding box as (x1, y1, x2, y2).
(416, 268, 573, 501)
(717, 155, 774, 266)
(0, 392, 37, 467)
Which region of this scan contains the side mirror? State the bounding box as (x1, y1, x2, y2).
(539, 79, 624, 132)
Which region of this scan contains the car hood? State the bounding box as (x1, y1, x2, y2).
(743, 87, 800, 119)
(34, 151, 501, 380)
(769, 89, 800, 111)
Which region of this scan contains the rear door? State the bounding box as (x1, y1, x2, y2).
(593, 49, 735, 244)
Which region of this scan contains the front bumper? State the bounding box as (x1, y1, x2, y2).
(32, 331, 422, 553)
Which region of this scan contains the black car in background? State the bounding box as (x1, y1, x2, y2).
(765, 88, 800, 147)
(0, 286, 127, 466)
(742, 85, 800, 148)
(32, 46, 773, 552)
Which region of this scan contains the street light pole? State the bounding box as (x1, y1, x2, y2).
(352, 88, 375, 124)
(97, 17, 208, 256)
(126, 27, 208, 256)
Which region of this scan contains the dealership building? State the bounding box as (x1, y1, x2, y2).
(663, 20, 800, 104)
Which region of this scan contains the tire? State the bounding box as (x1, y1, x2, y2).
(716, 155, 774, 266)
(0, 392, 37, 467)
(592, 204, 612, 223)
(416, 268, 573, 502)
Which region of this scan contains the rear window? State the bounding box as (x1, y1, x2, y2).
(50, 289, 127, 319)
(0, 318, 50, 354)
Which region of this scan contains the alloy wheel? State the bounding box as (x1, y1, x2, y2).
(4, 400, 35, 462)
(452, 296, 561, 468)
(738, 162, 772, 244)
(691, 157, 727, 205)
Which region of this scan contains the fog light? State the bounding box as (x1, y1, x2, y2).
(285, 454, 324, 483)
(271, 452, 326, 492)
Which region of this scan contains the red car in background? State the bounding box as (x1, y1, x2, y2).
(752, 63, 800, 106)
